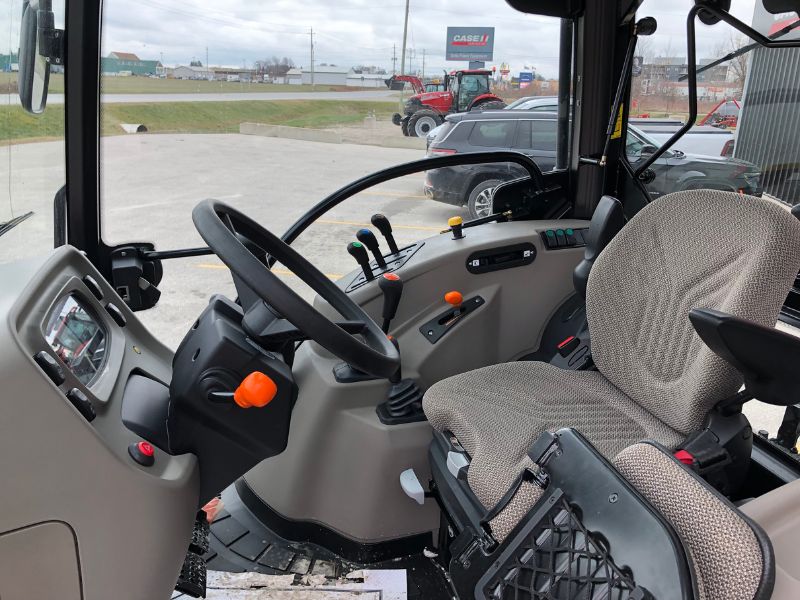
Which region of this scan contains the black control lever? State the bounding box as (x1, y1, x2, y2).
(356, 228, 387, 269)
(371, 213, 400, 255)
(378, 273, 403, 333)
(347, 241, 374, 281)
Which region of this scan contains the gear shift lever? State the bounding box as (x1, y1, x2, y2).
(356, 228, 387, 269)
(371, 213, 400, 255)
(378, 273, 403, 333)
(347, 241, 374, 281)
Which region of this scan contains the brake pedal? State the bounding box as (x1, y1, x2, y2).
(189, 510, 210, 555)
(175, 551, 206, 598)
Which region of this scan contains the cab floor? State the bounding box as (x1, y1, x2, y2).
(189, 485, 451, 600)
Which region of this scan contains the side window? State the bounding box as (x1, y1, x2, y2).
(468, 121, 515, 147)
(512, 120, 557, 152)
(531, 120, 557, 151)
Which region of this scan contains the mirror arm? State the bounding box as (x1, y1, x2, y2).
(36, 4, 64, 65)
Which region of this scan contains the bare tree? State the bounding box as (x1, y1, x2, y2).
(726, 33, 749, 94)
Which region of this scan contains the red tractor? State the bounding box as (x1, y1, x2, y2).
(387, 70, 506, 137)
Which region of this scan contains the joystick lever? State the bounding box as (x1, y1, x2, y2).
(371, 213, 400, 255)
(379, 273, 403, 333)
(347, 241, 374, 281)
(356, 228, 387, 269)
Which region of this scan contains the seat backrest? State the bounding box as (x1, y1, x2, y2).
(586, 190, 800, 434)
(573, 195, 626, 299)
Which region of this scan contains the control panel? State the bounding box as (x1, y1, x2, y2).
(540, 227, 588, 250)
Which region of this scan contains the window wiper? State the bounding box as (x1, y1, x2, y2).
(0, 211, 34, 238)
(681, 18, 800, 81)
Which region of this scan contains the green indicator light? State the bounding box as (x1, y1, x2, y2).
(546, 230, 555, 237)
(353, 241, 363, 248)
(566, 228, 574, 235)
(556, 229, 564, 235)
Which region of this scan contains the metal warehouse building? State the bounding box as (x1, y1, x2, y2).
(301, 66, 349, 85)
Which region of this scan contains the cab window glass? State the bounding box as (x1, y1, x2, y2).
(631, 0, 800, 454)
(0, 0, 66, 264)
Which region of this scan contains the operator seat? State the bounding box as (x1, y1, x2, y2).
(423, 189, 800, 541)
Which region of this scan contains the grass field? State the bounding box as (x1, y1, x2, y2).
(0, 73, 379, 95)
(0, 99, 398, 143)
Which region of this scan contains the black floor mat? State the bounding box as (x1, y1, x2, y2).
(205, 484, 452, 599)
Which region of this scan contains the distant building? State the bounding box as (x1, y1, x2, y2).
(172, 65, 213, 80)
(101, 52, 163, 76)
(346, 70, 387, 88)
(285, 68, 303, 85)
(301, 65, 348, 86)
(210, 67, 256, 82)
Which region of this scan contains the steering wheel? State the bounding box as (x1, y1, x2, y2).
(192, 199, 400, 379)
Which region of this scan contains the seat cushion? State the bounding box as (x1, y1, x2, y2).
(423, 361, 684, 515)
(615, 443, 773, 600)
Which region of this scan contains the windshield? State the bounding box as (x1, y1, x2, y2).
(94, 0, 570, 347)
(0, 0, 65, 263)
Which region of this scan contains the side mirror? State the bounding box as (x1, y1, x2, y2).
(640, 144, 658, 157)
(18, 0, 62, 115)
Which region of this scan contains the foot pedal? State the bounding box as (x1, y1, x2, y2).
(189, 510, 210, 555)
(175, 551, 206, 598)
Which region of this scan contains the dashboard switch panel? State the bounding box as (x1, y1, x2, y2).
(105, 302, 127, 327)
(466, 243, 536, 275)
(541, 227, 588, 250)
(82, 275, 104, 300)
(66, 387, 96, 422)
(33, 351, 65, 386)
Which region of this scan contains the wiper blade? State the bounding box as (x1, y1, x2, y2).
(0, 211, 34, 238)
(680, 18, 800, 82)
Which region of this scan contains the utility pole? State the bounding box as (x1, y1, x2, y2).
(205, 46, 209, 79)
(422, 48, 425, 80)
(392, 44, 397, 75)
(400, 0, 410, 75)
(310, 27, 315, 89)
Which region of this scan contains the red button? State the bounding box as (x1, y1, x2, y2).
(382, 273, 400, 281)
(137, 441, 154, 457)
(674, 450, 694, 465)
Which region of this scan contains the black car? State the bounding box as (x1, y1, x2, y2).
(424, 111, 762, 219)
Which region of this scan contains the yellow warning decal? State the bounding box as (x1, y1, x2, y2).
(611, 105, 624, 140)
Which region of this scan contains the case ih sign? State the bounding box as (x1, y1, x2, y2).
(446, 27, 495, 61)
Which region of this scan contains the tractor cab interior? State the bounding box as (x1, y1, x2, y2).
(4, 0, 800, 599)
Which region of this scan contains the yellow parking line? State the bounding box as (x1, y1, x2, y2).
(317, 218, 441, 231)
(196, 263, 343, 280)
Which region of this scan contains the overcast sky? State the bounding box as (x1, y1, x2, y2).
(3, 0, 763, 77)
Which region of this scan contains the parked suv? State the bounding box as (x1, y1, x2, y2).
(424, 111, 762, 218)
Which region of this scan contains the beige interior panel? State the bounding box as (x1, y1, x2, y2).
(741, 479, 800, 599)
(0, 521, 81, 600)
(246, 219, 587, 542)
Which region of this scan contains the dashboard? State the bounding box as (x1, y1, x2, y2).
(0, 247, 198, 600)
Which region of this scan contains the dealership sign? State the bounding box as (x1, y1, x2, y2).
(446, 27, 495, 61)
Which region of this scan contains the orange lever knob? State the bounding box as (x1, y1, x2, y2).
(233, 372, 277, 408)
(444, 291, 463, 307)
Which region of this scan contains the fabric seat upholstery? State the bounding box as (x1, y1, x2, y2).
(423, 190, 800, 540)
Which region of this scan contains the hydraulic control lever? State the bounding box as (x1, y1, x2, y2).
(347, 241, 374, 281)
(378, 273, 403, 333)
(356, 228, 388, 269)
(371, 213, 400, 255)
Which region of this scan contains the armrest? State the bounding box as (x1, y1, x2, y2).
(689, 308, 800, 406)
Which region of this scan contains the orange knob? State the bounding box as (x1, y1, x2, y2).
(444, 291, 463, 307)
(233, 372, 277, 408)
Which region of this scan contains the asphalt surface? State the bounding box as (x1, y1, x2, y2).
(2, 90, 399, 105)
(0, 132, 795, 439)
